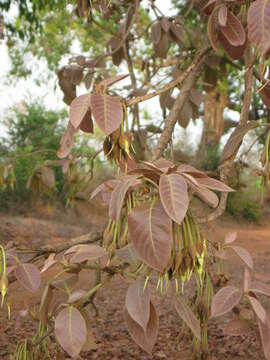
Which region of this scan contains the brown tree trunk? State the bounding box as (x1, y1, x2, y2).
(196, 85, 227, 169)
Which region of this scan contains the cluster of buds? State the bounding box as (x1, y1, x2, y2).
(145, 212, 207, 294)
(103, 128, 134, 168)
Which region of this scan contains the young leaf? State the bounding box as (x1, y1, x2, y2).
(219, 10, 246, 46)
(247, 295, 267, 323)
(177, 164, 208, 178)
(188, 181, 219, 208)
(159, 173, 189, 224)
(161, 17, 171, 32)
(109, 175, 140, 221)
(249, 281, 270, 298)
(90, 93, 123, 135)
(154, 31, 169, 58)
(174, 296, 201, 340)
(203, 0, 217, 15)
(223, 318, 251, 336)
(125, 279, 150, 331)
(248, 0, 270, 55)
(195, 177, 234, 192)
(211, 286, 242, 318)
(79, 109, 94, 133)
(218, 30, 246, 60)
(69, 94, 91, 130)
(128, 201, 172, 272)
(55, 306, 87, 357)
(218, 5, 227, 27)
(98, 74, 129, 88)
(207, 11, 220, 53)
(57, 122, 75, 159)
(70, 244, 107, 263)
(229, 245, 253, 269)
(124, 301, 158, 354)
(15, 263, 41, 292)
(151, 22, 162, 44)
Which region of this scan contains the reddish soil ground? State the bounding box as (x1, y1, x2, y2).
(0, 200, 270, 360)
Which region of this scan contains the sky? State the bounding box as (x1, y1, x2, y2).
(0, 0, 204, 151)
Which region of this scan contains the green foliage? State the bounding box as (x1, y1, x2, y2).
(226, 189, 261, 222)
(201, 144, 221, 171)
(0, 100, 67, 206)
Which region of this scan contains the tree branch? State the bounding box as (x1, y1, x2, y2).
(126, 43, 210, 108)
(153, 41, 211, 160)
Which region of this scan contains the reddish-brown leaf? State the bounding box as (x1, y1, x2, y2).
(159, 173, 189, 224)
(90, 93, 123, 135)
(218, 5, 228, 26)
(79, 109, 94, 133)
(125, 279, 150, 331)
(220, 10, 246, 46)
(69, 94, 91, 130)
(260, 84, 270, 108)
(170, 23, 184, 44)
(177, 164, 208, 178)
(220, 121, 259, 163)
(196, 176, 234, 192)
(188, 181, 219, 208)
(161, 17, 171, 32)
(124, 301, 158, 354)
(174, 296, 201, 340)
(211, 286, 242, 317)
(15, 263, 41, 292)
(248, 0, 270, 55)
(128, 201, 172, 272)
(109, 175, 140, 221)
(84, 71, 94, 89)
(154, 32, 169, 58)
(218, 30, 246, 60)
(69, 244, 107, 263)
(98, 74, 129, 89)
(247, 295, 267, 323)
(202, 0, 217, 15)
(229, 245, 253, 269)
(57, 122, 75, 159)
(207, 11, 220, 53)
(249, 281, 270, 297)
(223, 318, 251, 336)
(177, 100, 192, 128)
(151, 22, 162, 44)
(55, 306, 87, 357)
